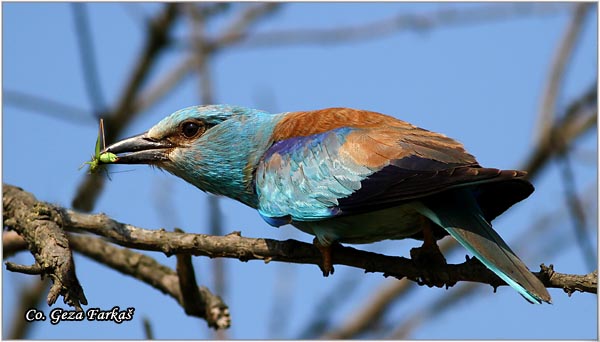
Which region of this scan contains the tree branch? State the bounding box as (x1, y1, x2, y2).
(142, 316, 155, 339)
(68, 234, 231, 329)
(556, 146, 596, 269)
(212, 3, 281, 48)
(3, 185, 87, 311)
(224, 3, 569, 48)
(133, 56, 195, 114)
(322, 279, 414, 339)
(535, 3, 591, 145)
(7, 278, 51, 339)
(297, 271, 363, 338)
(71, 3, 108, 119)
(529, 3, 595, 270)
(3, 89, 93, 126)
(3, 231, 28, 258)
(4, 227, 231, 330)
(4, 184, 596, 301)
(521, 82, 597, 178)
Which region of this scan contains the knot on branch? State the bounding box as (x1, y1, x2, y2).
(539, 263, 555, 283)
(206, 296, 231, 330)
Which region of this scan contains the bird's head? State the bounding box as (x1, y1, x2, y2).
(102, 104, 278, 206)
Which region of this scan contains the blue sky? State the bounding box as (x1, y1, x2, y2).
(2, 3, 597, 339)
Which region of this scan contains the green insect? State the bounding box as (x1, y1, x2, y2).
(80, 118, 118, 176)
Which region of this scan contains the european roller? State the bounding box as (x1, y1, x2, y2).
(102, 105, 551, 304)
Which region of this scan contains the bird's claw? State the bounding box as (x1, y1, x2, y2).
(313, 238, 335, 276)
(410, 241, 448, 288)
(410, 243, 447, 267)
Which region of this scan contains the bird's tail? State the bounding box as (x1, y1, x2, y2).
(419, 189, 551, 304)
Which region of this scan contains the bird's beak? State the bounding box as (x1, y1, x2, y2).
(101, 132, 174, 164)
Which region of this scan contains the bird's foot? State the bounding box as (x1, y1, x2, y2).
(410, 228, 448, 288)
(410, 242, 447, 268)
(313, 238, 335, 276)
(410, 243, 448, 288)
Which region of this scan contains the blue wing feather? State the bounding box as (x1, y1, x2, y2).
(256, 128, 372, 223)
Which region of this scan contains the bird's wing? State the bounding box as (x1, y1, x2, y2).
(255, 108, 528, 224)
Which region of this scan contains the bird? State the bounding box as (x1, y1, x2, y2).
(101, 105, 551, 304)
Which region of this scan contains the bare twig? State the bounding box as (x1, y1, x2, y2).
(535, 3, 591, 145)
(71, 3, 108, 119)
(555, 139, 596, 269)
(173, 227, 230, 330)
(521, 83, 597, 178)
(224, 3, 568, 48)
(297, 271, 363, 338)
(67, 234, 230, 329)
(325, 279, 414, 339)
(7, 278, 51, 339)
(187, 3, 214, 104)
(129, 3, 238, 117)
(159, 2, 284, 103)
(213, 3, 281, 48)
(142, 317, 155, 339)
(175, 251, 204, 314)
(531, 81, 597, 268)
(133, 57, 195, 114)
(3, 89, 92, 126)
(3, 231, 28, 257)
(106, 3, 178, 137)
(389, 281, 477, 339)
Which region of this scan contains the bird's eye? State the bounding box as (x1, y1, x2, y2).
(180, 121, 204, 138)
